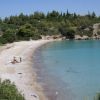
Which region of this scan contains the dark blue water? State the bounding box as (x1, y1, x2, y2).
(33, 40, 100, 100)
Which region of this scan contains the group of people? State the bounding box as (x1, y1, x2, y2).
(11, 56, 22, 64)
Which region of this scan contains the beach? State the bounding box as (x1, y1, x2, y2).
(0, 40, 53, 100)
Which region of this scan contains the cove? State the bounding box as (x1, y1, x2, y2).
(33, 40, 100, 100)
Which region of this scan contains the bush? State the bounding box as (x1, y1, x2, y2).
(0, 79, 25, 100)
(2, 32, 16, 43)
(0, 37, 7, 44)
(16, 24, 41, 40)
(0, 28, 16, 44)
(32, 34, 42, 40)
(59, 27, 75, 39)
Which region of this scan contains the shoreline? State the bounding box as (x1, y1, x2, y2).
(0, 40, 54, 100)
(0, 39, 99, 100)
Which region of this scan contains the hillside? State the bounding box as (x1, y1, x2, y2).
(0, 11, 100, 43)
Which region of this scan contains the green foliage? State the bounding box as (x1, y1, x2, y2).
(0, 11, 99, 44)
(76, 29, 93, 37)
(33, 12, 45, 20)
(0, 29, 16, 44)
(59, 27, 75, 39)
(0, 79, 25, 100)
(16, 23, 41, 40)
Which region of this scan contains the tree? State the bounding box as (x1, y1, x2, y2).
(67, 9, 69, 16)
(17, 24, 33, 40)
(33, 12, 45, 20)
(16, 24, 41, 40)
(47, 11, 59, 21)
(0, 18, 2, 23)
(73, 13, 77, 19)
(92, 11, 96, 18)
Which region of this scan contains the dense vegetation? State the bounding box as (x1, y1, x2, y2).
(0, 10, 100, 43)
(0, 79, 24, 100)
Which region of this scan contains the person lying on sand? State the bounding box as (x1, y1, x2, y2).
(11, 57, 18, 64)
(11, 56, 22, 64)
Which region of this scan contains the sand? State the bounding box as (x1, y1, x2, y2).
(0, 40, 53, 100)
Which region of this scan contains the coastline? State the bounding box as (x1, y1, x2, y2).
(0, 40, 53, 100)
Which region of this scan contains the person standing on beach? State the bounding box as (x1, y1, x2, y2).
(20, 57, 22, 62)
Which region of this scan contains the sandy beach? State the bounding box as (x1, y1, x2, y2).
(0, 40, 53, 100)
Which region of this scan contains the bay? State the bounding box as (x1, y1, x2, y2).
(33, 40, 100, 100)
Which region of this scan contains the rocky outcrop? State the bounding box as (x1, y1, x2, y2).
(93, 23, 100, 36)
(75, 35, 89, 40)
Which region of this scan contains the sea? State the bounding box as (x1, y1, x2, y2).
(33, 40, 100, 100)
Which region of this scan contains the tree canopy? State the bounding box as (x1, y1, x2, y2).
(0, 10, 99, 43)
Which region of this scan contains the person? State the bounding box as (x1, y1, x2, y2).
(11, 56, 18, 64)
(19, 57, 22, 62)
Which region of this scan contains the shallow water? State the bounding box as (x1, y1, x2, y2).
(33, 40, 100, 100)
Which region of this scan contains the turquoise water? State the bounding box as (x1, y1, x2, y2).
(34, 40, 100, 100)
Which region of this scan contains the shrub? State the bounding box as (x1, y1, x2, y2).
(0, 79, 25, 100)
(0, 37, 7, 44)
(2, 32, 16, 43)
(59, 27, 75, 39)
(16, 24, 41, 40)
